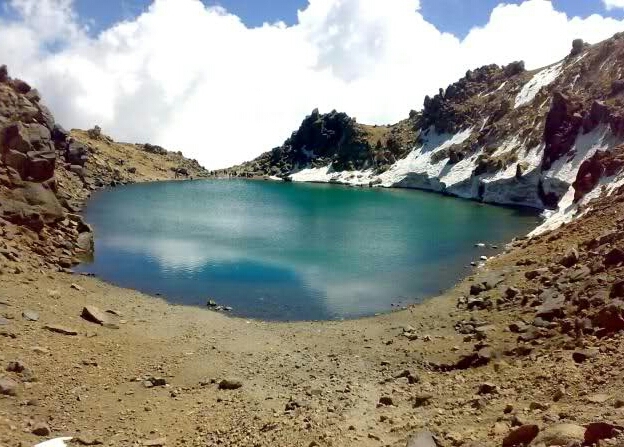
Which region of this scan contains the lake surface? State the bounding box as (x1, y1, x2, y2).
(79, 179, 538, 321)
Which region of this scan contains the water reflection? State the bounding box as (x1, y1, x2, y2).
(79, 179, 538, 321)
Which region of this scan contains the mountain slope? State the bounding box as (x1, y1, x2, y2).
(230, 34, 624, 231)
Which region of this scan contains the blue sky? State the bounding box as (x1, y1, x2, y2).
(75, 0, 624, 37)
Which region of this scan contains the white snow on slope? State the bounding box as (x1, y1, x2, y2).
(515, 62, 563, 108)
(377, 127, 473, 189)
(531, 124, 622, 235)
(290, 165, 376, 186)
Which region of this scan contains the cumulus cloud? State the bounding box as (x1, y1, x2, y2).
(1, 0, 624, 168)
(604, 0, 624, 10)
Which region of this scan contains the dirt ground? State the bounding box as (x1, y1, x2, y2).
(1, 222, 623, 447)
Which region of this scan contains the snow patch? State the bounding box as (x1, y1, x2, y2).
(514, 62, 563, 109)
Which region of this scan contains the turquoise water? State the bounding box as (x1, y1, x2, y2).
(79, 179, 538, 321)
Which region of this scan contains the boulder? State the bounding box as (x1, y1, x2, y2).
(4, 150, 28, 178)
(570, 38, 585, 56)
(218, 379, 243, 390)
(502, 425, 539, 447)
(28, 156, 55, 182)
(535, 294, 566, 321)
(584, 422, 621, 445)
(604, 247, 624, 267)
(591, 300, 624, 335)
(572, 347, 599, 363)
(558, 247, 578, 267)
(534, 424, 585, 446)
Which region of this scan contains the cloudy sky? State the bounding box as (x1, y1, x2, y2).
(2, 0, 624, 169)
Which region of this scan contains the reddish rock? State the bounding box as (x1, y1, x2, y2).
(502, 425, 539, 447)
(584, 422, 621, 445)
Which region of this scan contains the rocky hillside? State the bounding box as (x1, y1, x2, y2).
(230, 34, 624, 230)
(0, 65, 208, 272)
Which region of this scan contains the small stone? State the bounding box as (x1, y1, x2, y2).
(406, 431, 437, 447)
(0, 377, 18, 396)
(44, 324, 78, 336)
(587, 394, 611, 404)
(143, 438, 166, 446)
(218, 379, 242, 390)
(413, 394, 433, 408)
(529, 401, 549, 411)
(378, 396, 394, 406)
(478, 382, 499, 395)
(22, 310, 39, 321)
(6, 360, 26, 373)
(559, 247, 579, 268)
(534, 423, 585, 446)
(31, 422, 51, 436)
(0, 316, 10, 326)
(71, 283, 84, 291)
(81, 306, 109, 325)
(73, 435, 104, 445)
(502, 425, 539, 447)
(572, 348, 599, 363)
(148, 377, 167, 387)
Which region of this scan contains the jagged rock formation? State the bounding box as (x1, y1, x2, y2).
(0, 65, 208, 271)
(230, 33, 624, 230)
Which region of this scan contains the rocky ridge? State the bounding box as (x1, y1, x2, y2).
(0, 65, 208, 272)
(229, 34, 624, 231)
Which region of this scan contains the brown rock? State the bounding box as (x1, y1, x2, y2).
(31, 422, 51, 436)
(572, 348, 599, 363)
(604, 247, 624, 267)
(534, 423, 585, 446)
(218, 379, 242, 390)
(378, 396, 394, 406)
(559, 247, 579, 267)
(584, 422, 621, 444)
(478, 382, 499, 395)
(502, 425, 539, 447)
(0, 377, 18, 396)
(81, 306, 109, 325)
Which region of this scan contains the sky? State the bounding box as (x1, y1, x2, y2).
(2, 0, 624, 169)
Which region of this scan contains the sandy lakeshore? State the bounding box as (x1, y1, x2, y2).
(1, 221, 623, 447)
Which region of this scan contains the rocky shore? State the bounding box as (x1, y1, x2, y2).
(1, 34, 624, 447)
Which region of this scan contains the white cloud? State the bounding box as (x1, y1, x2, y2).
(604, 0, 624, 10)
(1, 0, 624, 169)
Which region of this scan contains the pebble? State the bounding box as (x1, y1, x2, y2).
(22, 310, 39, 321)
(0, 377, 18, 396)
(31, 422, 51, 436)
(378, 396, 394, 406)
(218, 379, 243, 390)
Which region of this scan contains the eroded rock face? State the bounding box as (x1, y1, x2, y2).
(543, 92, 582, 170)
